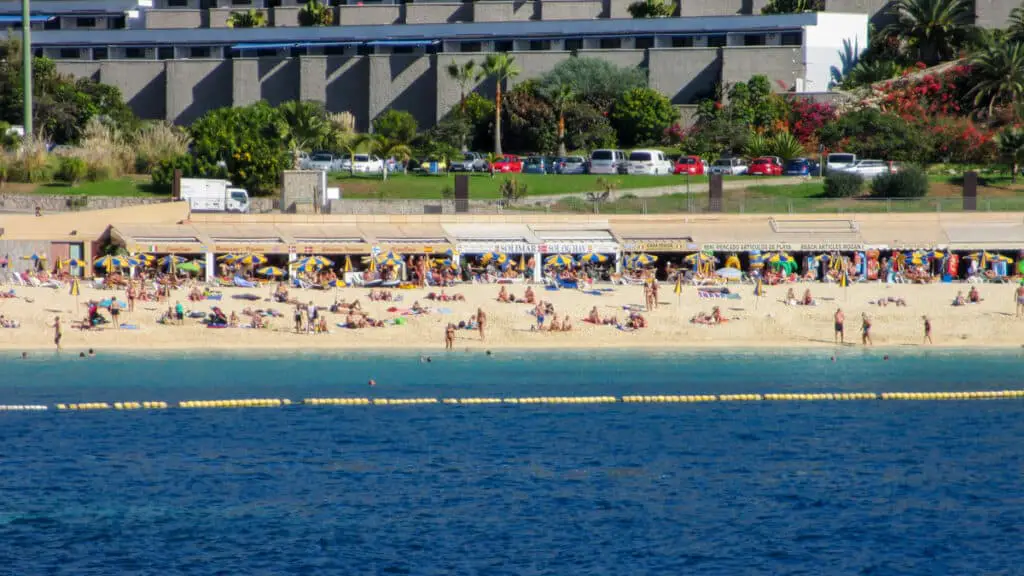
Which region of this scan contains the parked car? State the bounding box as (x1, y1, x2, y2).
(419, 157, 448, 174)
(555, 155, 588, 174)
(709, 157, 748, 175)
(825, 152, 857, 174)
(673, 155, 707, 176)
(352, 154, 384, 173)
(627, 149, 674, 175)
(297, 151, 311, 170)
(523, 156, 552, 174)
(784, 157, 820, 176)
(450, 152, 489, 173)
(834, 159, 897, 178)
(306, 152, 336, 172)
(589, 149, 627, 175)
(492, 154, 524, 173)
(747, 156, 784, 176)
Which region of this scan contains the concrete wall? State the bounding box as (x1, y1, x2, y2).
(325, 57, 371, 131)
(676, 0, 759, 16)
(165, 59, 232, 124)
(281, 170, 321, 213)
(825, 0, 894, 27)
(473, 1, 540, 22)
(369, 54, 438, 130)
(98, 61, 168, 120)
(232, 58, 301, 107)
(722, 46, 802, 91)
(337, 4, 402, 25)
(272, 6, 301, 27)
(649, 48, 721, 105)
(54, 61, 103, 82)
(975, 0, 1016, 28)
(405, 2, 473, 24)
(539, 0, 603, 19)
(143, 9, 203, 28)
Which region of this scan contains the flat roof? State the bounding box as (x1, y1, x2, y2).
(943, 223, 1024, 249)
(0, 0, 140, 15)
(443, 223, 536, 243)
(1, 13, 822, 47)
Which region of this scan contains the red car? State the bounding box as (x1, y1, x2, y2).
(492, 154, 523, 173)
(673, 155, 707, 175)
(747, 156, 783, 176)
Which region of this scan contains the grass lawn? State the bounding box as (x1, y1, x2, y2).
(329, 172, 701, 199)
(20, 176, 164, 197)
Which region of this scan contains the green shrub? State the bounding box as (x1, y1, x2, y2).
(6, 145, 54, 183)
(152, 154, 196, 191)
(87, 163, 114, 182)
(869, 165, 929, 198)
(823, 171, 863, 198)
(57, 156, 88, 186)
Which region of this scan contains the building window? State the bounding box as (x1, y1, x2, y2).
(461, 41, 482, 53)
(599, 38, 621, 50)
(190, 46, 211, 58)
(94, 47, 108, 60)
(111, 15, 126, 29)
(167, 0, 189, 6)
(744, 34, 765, 47)
(635, 36, 654, 50)
(43, 18, 60, 30)
(290, 46, 307, 57)
(781, 31, 802, 46)
(158, 46, 174, 59)
(59, 48, 81, 59)
(564, 38, 582, 51)
(125, 47, 147, 59)
(357, 45, 374, 56)
(76, 17, 97, 28)
(232, 0, 252, 5)
(493, 40, 513, 53)
(706, 35, 726, 48)
(671, 36, 693, 48)
(529, 40, 551, 51)
(324, 45, 346, 55)
(392, 45, 415, 54)
(256, 48, 279, 57)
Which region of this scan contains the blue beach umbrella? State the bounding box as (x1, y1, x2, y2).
(481, 251, 508, 266)
(579, 252, 608, 264)
(256, 266, 285, 277)
(545, 254, 575, 268)
(296, 256, 334, 270)
(94, 255, 130, 272)
(235, 254, 268, 267)
(629, 253, 658, 268)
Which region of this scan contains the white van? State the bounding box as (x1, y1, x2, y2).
(825, 152, 857, 174)
(589, 149, 626, 175)
(710, 157, 748, 175)
(627, 149, 674, 175)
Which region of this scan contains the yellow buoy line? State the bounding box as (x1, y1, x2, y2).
(0, 390, 1019, 414)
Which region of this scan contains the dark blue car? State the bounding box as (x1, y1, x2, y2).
(784, 158, 820, 176)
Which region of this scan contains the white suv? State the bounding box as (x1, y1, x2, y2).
(627, 149, 673, 175)
(352, 154, 384, 174)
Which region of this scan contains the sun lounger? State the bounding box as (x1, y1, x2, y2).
(234, 276, 257, 288)
(698, 291, 741, 300)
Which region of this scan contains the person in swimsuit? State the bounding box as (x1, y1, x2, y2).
(861, 313, 872, 346)
(52, 316, 62, 351)
(110, 299, 121, 329)
(445, 323, 455, 350)
(922, 315, 932, 345)
(1016, 283, 1024, 318)
(476, 308, 487, 341)
(834, 308, 845, 344)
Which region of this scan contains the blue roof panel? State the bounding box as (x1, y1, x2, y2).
(0, 15, 55, 22)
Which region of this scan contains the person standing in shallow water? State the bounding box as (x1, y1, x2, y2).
(52, 316, 62, 351)
(922, 315, 932, 345)
(834, 308, 845, 344)
(445, 323, 455, 350)
(861, 313, 873, 346)
(476, 308, 487, 341)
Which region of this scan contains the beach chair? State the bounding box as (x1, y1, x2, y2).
(26, 275, 42, 288)
(234, 276, 258, 289)
(9, 271, 24, 287)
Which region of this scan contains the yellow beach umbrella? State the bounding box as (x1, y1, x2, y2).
(256, 266, 285, 277)
(235, 254, 267, 267)
(344, 255, 352, 273)
(518, 254, 526, 272)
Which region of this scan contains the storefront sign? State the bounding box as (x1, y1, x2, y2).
(131, 243, 203, 254)
(213, 244, 283, 254)
(701, 242, 867, 252)
(456, 241, 619, 254)
(378, 243, 452, 254)
(622, 240, 699, 252)
(294, 244, 370, 255)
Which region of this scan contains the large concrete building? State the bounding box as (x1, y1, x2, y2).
(0, 0, 1017, 130)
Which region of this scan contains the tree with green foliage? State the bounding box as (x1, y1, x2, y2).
(996, 126, 1024, 183)
(339, 132, 370, 176)
(499, 177, 527, 205)
(445, 59, 480, 150)
(297, 0, 333, 26)
(0, 39, 137, 143)
(884, 0, 974, 66)
(502, 81, 557, 154)
(724, 76, 787, 130)
(368, 134, 412, 180)
(151, 153, 198, 190)
(627, 0, 675, 18)
(537, 57, 646, 112)
(227, 9, 267, 28)
(189, 102, 291, 194)
(1009, 4, 1024, 44)
(563, 101, 618, 152)
(482, 54, 520, 155)
(610, 88, 677, 147)
(56, 156, 87, 187)
(870, 165, 929, 198)
(278, 100, 337, 167)
(823, 172, 864, 197)
(761, 0, 823, 14)
(540, 83, 576, 156)
(372, 109, 418, 145)
(968, 41, 1024, 118)
(818, 108, 934, 164)
(841, 60, 904, 88)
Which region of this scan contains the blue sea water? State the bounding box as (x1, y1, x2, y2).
(1, 349, 1023, 575)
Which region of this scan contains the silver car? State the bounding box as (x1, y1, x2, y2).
(556, 156, 588, 174)
(450, 152, 489, 172)
(307, 153, 336, 172)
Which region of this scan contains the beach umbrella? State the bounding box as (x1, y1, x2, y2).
(545, 254, 575, 268)
(518, 254, 526, 273)
(328, 279, 346, 288)
(749, 250, 765, 268)
(217, 254, 239, 263)
(344, 255, 352, 273)
(21, 253, 48, 262)
(158, 255, 186, 267)
(132, 253, 156, 266)
(443, 248, 458, 258)
(481, 251, 508, 266)
(579, 252, 608, 264)
(629, 253, 658, 267)
(724, 254, 741, 269)
(94, 255, 130, 273)
(766, 252, 795, 265)
(178, 261, 201, 274)
(684, 252, 710, 265)
(69, 278, 79, 297)
(993, 254, 1014, 263)
(256, 266, 285, 277)
(64, 258, 87, 269)
(368, 257, 377, 273)
(235, 254, 267, 267)
(923, 250, 944, 260)
(297, 255, 334, 269)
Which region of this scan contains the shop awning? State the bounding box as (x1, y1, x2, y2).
(691, 220, 868, 252)
(445, 224, 537, 254)
(360, 224, 452, 253)
(943, 224, 1024, 250)
(611, 223, 698, 252)
(197, 223, 288, 254)
(111, 224, 207, 254)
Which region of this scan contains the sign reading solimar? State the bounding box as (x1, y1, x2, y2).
(457, 242, 620, 254)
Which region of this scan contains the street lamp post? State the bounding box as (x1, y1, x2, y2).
(21, 0, 32, 141)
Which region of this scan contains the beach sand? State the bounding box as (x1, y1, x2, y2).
(1, 280, 1022, 352)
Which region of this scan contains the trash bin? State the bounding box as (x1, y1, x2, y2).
(429, 161, 439, 175)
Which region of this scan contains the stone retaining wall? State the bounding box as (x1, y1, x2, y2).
(0, 194, 277, 214)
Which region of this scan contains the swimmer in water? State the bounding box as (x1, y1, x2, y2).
(368, 379, 376, 387)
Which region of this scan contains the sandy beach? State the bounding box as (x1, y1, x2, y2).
(1, 280, 1023, 352)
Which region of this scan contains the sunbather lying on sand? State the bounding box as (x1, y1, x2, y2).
(691, 306, 726, 325)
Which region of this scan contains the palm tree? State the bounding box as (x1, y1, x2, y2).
(968, 41, 1024, 118)
(996, 127, 1024, 183)
(298, 0, 333, 26)
(340, 133, 370, 177)
(227, 9, 267, 28)
(1009, 4, 1024, 44)
(279, 100, 334, 168)
(481, 54, 520, 156)
(446, 59, 479, 151)
(369, 134, 412, 181)
(884, 0, 973, 66)
(544, 84, 576, 157)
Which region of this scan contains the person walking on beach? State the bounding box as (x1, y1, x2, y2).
(307, 301, 317, 334)
(922, 315, 932, 345)
(175, 301, 185, 325)
(861, 313, 873, 346)
(1016, 282, 1024, 318)
(476, 308, 487, 341)
(110, 299, 121, 330)
(294, 304, 303, 334)
(651, 280, 659, 311)
(834, 308, 845, 344)
(445, 323, 455, 350)
(127, 282, 136, 313)
(52, 316, 62, 351)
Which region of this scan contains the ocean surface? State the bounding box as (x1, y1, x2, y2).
(1, 349, 1023, 575)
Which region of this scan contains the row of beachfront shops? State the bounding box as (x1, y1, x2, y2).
(72, 221, 1024, 283)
